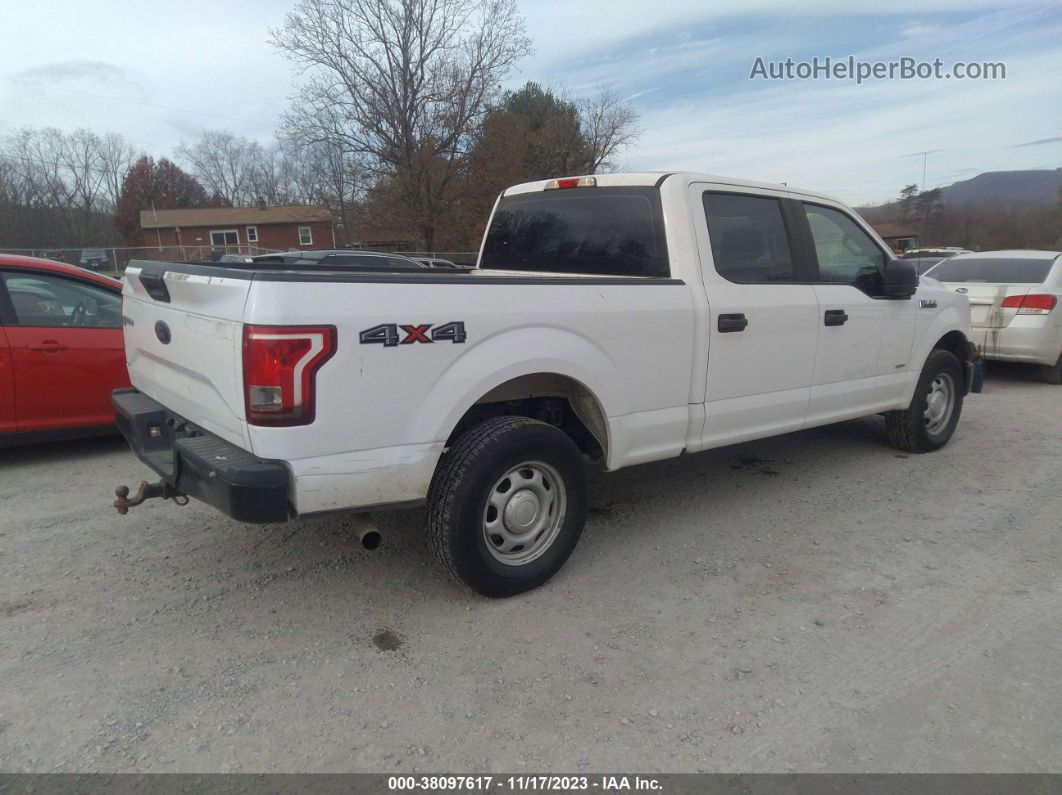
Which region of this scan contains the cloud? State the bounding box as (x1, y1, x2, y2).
(1013, 135, 1062, 147)
(14, 59, 139, 87)
(516, 0, 1062, 204)
(900, 22, 939, 37)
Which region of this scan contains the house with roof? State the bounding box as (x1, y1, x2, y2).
(871, 223, 919, 253)
(139, 204, 335, 256)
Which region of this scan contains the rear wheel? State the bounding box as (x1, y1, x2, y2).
(885, 349, 965, 453)
(426, 416, 588, 597)
(1038, 353, 1062, 384)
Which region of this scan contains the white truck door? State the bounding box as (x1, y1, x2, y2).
(692, 186, 819, 448)
(798, 202, 917, 424)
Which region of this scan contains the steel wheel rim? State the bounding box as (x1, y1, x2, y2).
(924, 372, 955, 436)
(482, 460, 567, 566)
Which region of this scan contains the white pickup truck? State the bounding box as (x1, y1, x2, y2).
(113, 172, 975, 596)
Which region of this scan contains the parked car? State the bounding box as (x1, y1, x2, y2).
(113, 172, 975, 596)
(924, 249, 1061, 383)
(0, 254, 129, 445)
(218, 253, 254, 263)
(79, 248, 110, 271)
(901, 247, 973, 275)
(250, 250, 428, 269)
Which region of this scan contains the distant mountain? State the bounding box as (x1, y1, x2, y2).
(939, 168, 1062, 206)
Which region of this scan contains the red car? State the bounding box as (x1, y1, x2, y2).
(0, 254, 129, 445)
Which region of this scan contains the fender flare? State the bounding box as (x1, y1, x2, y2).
(411, 325, 624, 449)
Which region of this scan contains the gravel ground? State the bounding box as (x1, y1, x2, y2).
(1, 364, 1059, 773)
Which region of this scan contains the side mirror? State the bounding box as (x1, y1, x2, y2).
(883, 258, 918, 298)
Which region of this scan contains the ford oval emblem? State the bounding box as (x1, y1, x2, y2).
(154, 320, 172, 344)
(955, 287, 969, 294)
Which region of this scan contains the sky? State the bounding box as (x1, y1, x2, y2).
(0, 0, 1060, 205)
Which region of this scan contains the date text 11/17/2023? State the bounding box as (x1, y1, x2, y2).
(387, 775, 663, 791)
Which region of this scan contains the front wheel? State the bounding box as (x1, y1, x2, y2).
(885, 349, 965, 453)
(426, 416, 588, 597)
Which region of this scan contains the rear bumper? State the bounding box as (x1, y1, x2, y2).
(112, 388, 290, 523)
(973, 323, 1061, 365)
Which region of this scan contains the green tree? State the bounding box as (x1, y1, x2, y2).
(898, 184, 919, 222)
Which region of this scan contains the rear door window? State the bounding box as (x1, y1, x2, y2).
(702, 193, 796, 283)
(926, 257, 1054, 283)
(480, 187, 669, 277)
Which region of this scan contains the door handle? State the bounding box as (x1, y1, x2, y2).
(718, 313, 748, 333)
(28, 341, 69, 352)
(824, 309, 849, 327)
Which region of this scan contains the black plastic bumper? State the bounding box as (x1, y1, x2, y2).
(112, 388, 290, 523)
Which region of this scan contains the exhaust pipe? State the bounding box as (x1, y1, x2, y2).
(351, 513, 382, 550)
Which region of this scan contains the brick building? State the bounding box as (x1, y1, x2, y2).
(139, 205, 335, 256)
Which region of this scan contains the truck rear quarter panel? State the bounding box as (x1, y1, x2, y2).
(243, 276, 695, 513)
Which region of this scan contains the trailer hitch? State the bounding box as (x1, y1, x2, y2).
(114, 480, 189, 514)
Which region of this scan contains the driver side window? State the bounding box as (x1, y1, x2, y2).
(2, 272, 121, 328)
(802, 204, 887, 295)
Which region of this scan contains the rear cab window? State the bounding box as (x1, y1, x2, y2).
(480, 187, 670, 277)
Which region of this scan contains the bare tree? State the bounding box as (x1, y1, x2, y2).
(271, 0, 532, 248)
(97, 132, 138, 209)
(0, 126, 137, 247)
(177, 130, 265, 206)
(581, 86, 641, 173)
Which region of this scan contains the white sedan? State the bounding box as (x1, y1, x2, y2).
(925, 250, 1062, 383)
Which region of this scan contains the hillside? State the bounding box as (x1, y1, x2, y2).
(940, 167, 1062, 206)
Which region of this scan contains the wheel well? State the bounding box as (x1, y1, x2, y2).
(932, 330, 969, 361)
(932, 330, 971, 388)
(447, 374, 608, 461)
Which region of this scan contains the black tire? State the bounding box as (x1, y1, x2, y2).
(885, 349, 965, 453)
(426, 416, 588, 597)
(1038, 353, 1062, 385)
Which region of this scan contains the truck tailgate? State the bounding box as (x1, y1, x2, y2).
(122, 265, 251, 447)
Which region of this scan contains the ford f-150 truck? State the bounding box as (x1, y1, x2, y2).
(112, 172, 975, 596)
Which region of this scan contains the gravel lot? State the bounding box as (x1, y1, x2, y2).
(1, 364, 1059, 773)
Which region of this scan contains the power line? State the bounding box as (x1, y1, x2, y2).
(6, 79, 270, 128)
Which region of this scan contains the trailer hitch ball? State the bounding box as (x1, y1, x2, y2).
(114, 480, 188, 514)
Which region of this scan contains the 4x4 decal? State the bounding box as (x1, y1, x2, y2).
(359, 321, 467, 347)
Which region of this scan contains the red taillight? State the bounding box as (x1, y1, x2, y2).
(544, 176, 596, 190)
(1001, 294, 1057, 314)
(242, 325, 336, 426)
